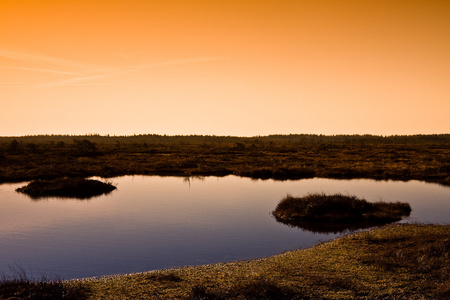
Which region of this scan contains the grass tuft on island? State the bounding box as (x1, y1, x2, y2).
(272, 193, 411, 233)
(16, 177, 116, 199)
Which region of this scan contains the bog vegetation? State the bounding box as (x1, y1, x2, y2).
(0, 134, 449, 299)
(272, 193, 411, 233)
(16, 177, 116, 199)
(0, 134, 449, 185)
(0, 277, 89, 300)
(2, 224, 445, 299)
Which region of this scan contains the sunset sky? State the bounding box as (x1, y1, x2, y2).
(1, 0, 449, 136)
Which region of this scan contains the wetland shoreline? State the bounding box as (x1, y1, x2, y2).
(3, 224, 447, 299)
(1, 134, 449, 298)
(1, 134, 449, 186)
(78, 224, 447, 299)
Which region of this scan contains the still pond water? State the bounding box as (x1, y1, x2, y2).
(1, 176, 449, 280)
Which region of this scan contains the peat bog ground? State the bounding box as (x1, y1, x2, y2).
(0, 134, 449, 185)
(31, 224, 450, 299)
(0, 134, 449, 299)
(2, 224, 443, 300)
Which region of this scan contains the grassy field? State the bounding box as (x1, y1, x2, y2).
(2, 224, 442, 299)
(0, 134, 449, 185)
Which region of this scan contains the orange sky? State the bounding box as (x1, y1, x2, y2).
(1, 0, 449, 136)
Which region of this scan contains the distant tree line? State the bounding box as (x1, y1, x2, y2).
(1, 133, 449, 146)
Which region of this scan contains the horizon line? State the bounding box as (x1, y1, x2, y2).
(1, 133, 449, 139)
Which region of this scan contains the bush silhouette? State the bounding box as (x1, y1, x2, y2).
(73, 139, 99, 156)
(7, 139, 22, 154)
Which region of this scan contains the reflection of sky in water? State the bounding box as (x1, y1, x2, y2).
(0, 176, 449, 279)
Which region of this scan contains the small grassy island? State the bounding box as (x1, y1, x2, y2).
(272, 193, 412, 233)
(16, 177, 116, 199)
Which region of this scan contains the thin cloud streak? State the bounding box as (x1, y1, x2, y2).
(35, 74, 116, 87)
(139, 56, 229, 68)
(1, 48, 228, 88)
(35, 56, 229, 87)
(1, 66, 83, 75)
(0, 48, 114, 72)
(0, 82, 24, 88)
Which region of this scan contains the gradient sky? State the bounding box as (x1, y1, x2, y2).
(1, 0, 449, 136)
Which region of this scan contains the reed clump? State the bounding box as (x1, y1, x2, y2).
(0, 279, 89, 300)
(0, 268, 89, 300)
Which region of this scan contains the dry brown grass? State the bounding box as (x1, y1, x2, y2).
(68, 224, 449, 299)
(272, 193, 411, 233)
(15, 177, 116, 199)
(0, 134, 449, 185)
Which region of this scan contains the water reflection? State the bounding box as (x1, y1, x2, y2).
(0, 176, 449, 280)
(183, 176, 205, 188)
(274, 219, 373, 234)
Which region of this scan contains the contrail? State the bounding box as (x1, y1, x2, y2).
(1, 48, 229, 88)
(1, 66, 83, 75)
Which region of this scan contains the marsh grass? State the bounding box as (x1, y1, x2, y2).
(15, 177, 117, 199)
(360, 232, 450, 291)
(0, 134, 449, 185)
(272, 193, 411, 232)
(0, 267, 89, 300)
(145, 272, 183, 283)
(72, 224, 449, 299)
(186, 279, 296, 299)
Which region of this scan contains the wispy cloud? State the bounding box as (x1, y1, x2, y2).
(0, 48, 116, 88)
(0, 48, 113, 72)
(1, 66, 83, 75)
(36, 56, 228, 87)
(1, 48, 228, 88)
(0, 81, 25, 88)
(0, 82, 22, 84)
(138, 56, 228, 69)
(35, 74, 114, 87)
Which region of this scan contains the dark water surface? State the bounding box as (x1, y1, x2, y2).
(0, 176, 449, 279)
